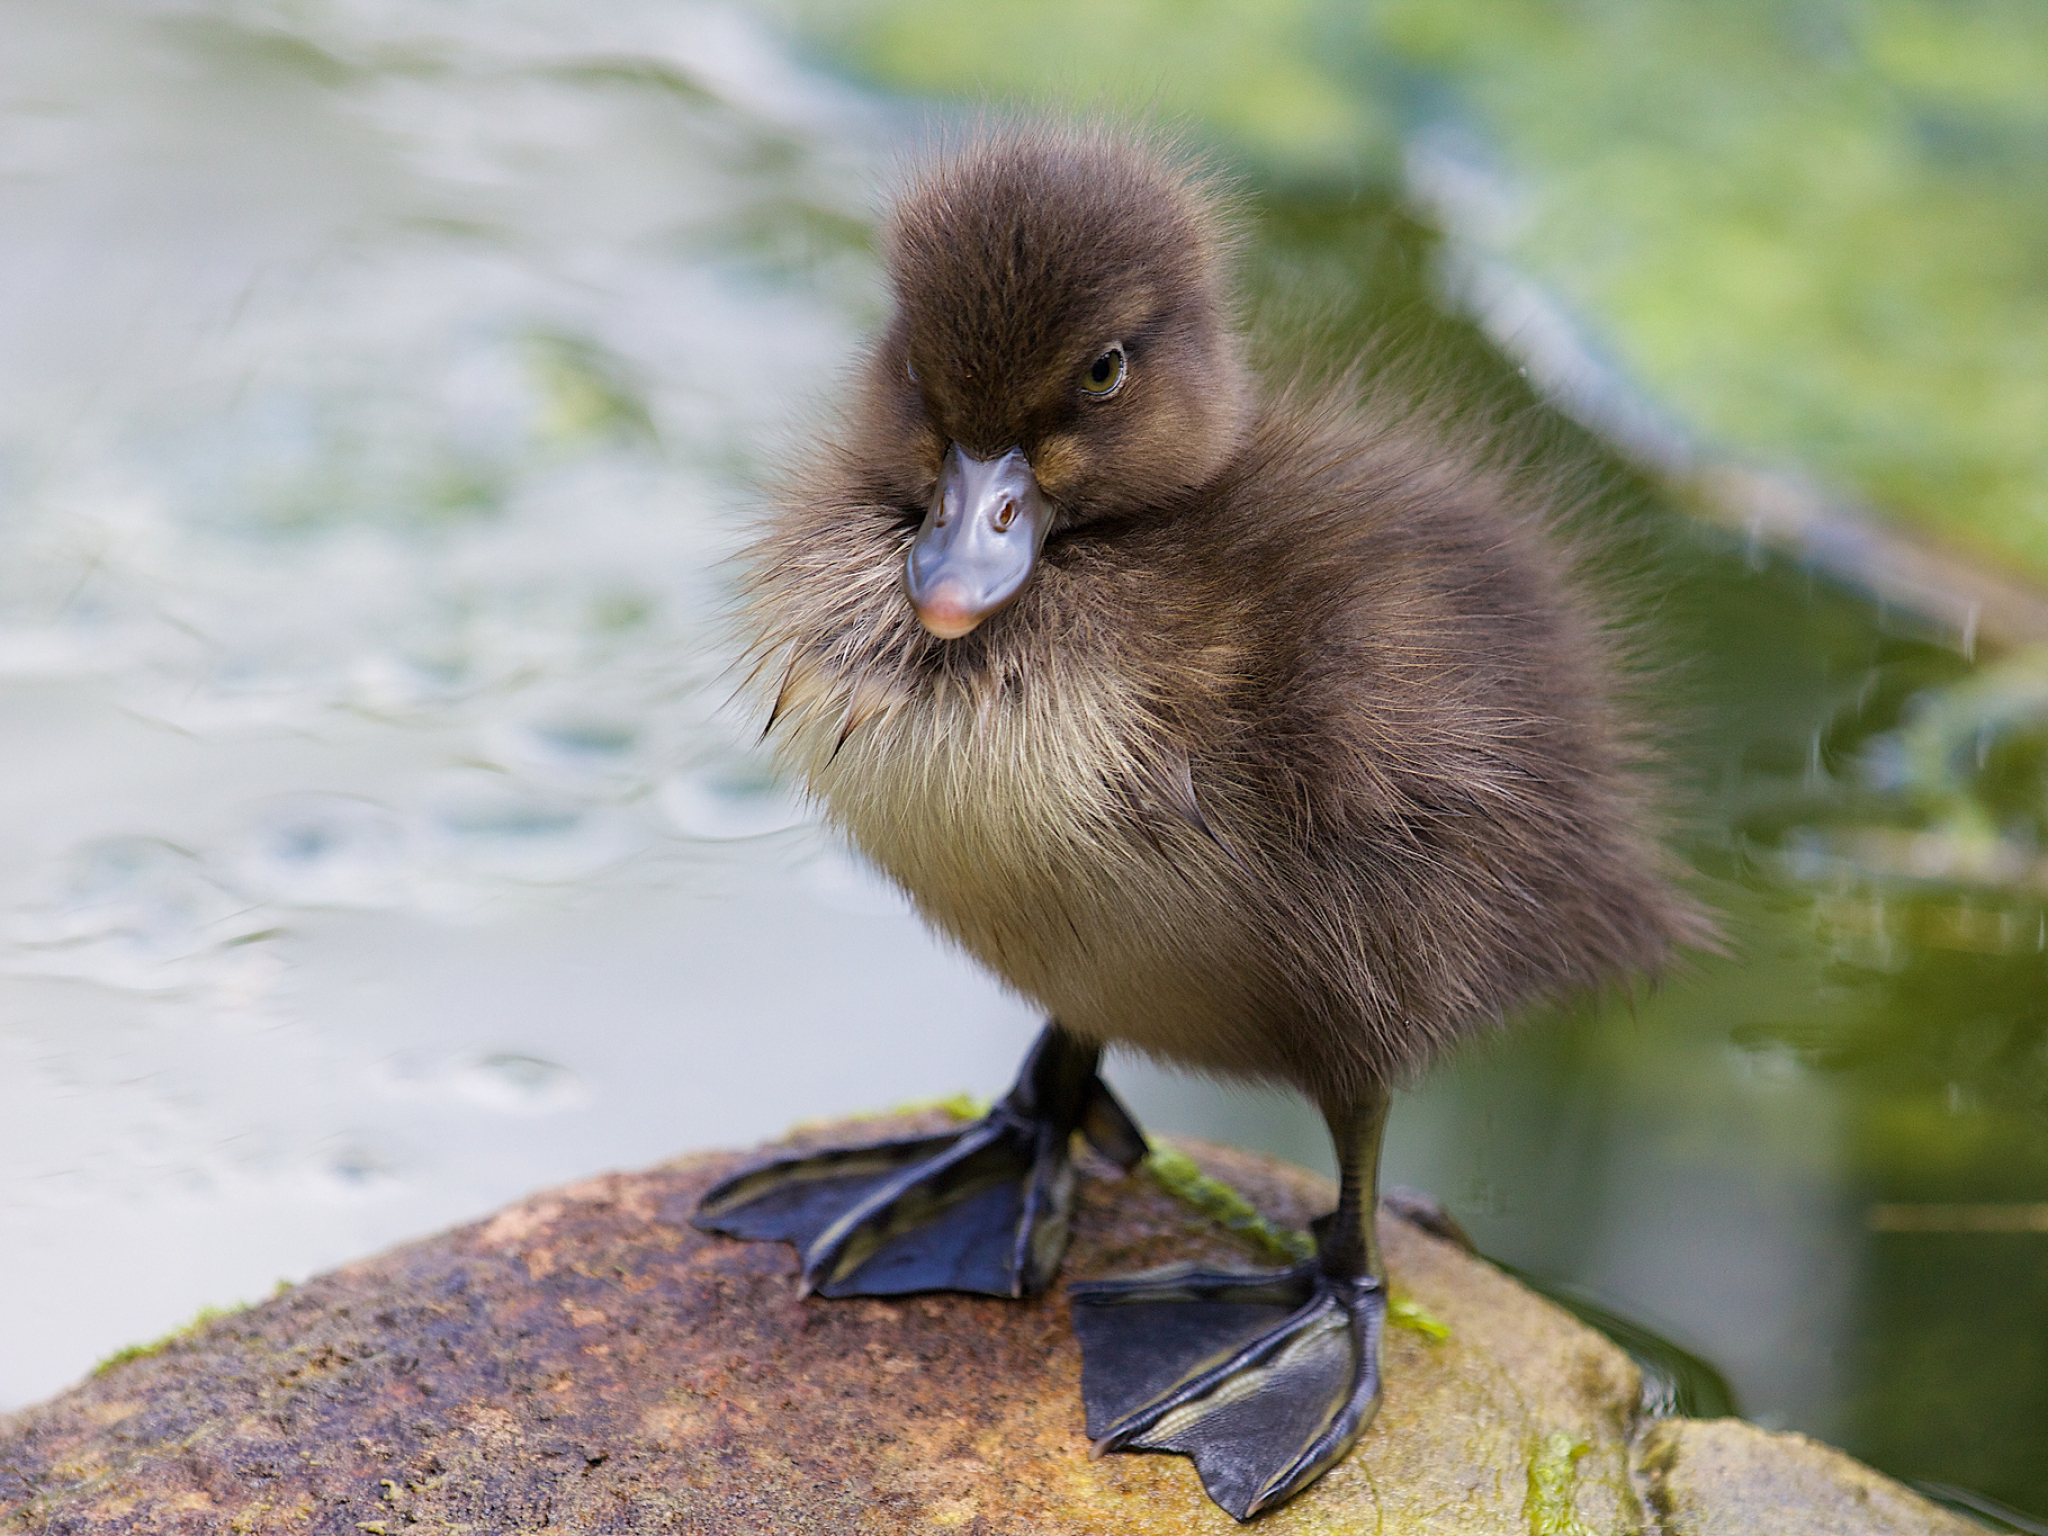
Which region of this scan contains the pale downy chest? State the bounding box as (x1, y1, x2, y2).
(766, 652, 1257, 1054)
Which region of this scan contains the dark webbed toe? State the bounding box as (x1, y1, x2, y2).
(692, 1131, 963, 1251)
(695, 1118, 1048, 1296)
(1071, 1262, 1386, 1521)
(692, 1023, 1143, 1299)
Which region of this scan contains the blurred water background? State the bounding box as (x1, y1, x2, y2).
(3, 1, 2046, 1525)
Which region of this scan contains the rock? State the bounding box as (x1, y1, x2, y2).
(0, 1117, 1977, 1534)
(1636, 1419, 1980, 1536)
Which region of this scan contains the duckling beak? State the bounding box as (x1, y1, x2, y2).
(905, 445, 1052, 640)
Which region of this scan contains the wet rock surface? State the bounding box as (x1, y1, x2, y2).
(0, 1119, 1975, 1534)
(1636, 1418, 1978, 1536)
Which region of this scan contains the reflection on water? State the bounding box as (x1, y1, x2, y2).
(1, 1, 2044, 1522)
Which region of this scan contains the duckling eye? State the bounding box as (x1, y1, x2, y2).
(1079, 344, 1126, 398)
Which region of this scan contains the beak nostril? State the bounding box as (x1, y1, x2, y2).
(993, 499, 1016, 533)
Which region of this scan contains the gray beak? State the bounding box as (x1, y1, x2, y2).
(904, 445, 1052, 640)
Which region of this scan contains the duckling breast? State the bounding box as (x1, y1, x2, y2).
(765, 626, 1291, 1078)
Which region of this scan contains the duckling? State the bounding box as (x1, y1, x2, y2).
(694, 126, 1708, 1520)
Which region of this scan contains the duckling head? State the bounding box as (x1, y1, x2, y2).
(854, 128, 1250, 640)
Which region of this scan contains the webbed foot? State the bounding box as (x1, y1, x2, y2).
(1070, 1260, 1385, 1520)
(692, 1023, 1143, 1298)
(1070, 1089, 1395, 1520)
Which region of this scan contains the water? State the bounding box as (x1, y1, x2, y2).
(2, 2, 2044, 1523)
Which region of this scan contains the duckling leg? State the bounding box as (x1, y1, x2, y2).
(692, 1023, 1145, 1298)
(1069, 1088, 1391, 1521)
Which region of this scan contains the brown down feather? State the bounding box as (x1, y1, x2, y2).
(742, 124, 1714, 1113)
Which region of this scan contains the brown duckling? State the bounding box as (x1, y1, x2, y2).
(695, 126, 1708, 1520)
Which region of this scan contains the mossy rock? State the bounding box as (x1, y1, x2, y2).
(0, 1119, 1974, 1533)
